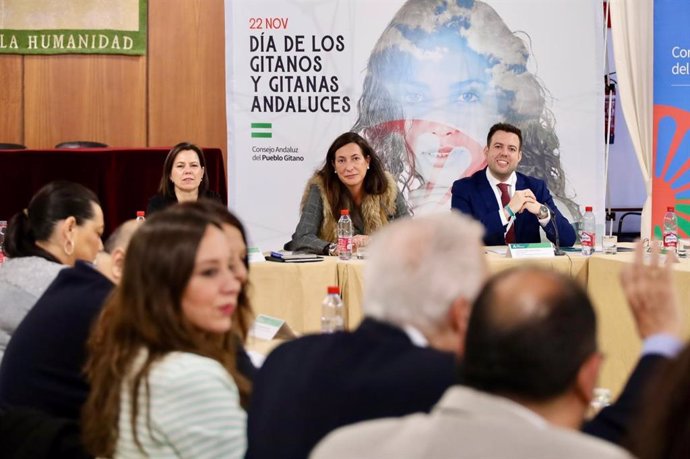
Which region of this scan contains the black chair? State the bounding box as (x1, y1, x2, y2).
(0, 143, 27, 150)
(55, 141, 108, 149)
(617, 211, 642, 242)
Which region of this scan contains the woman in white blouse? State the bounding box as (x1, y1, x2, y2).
(82, 204, 249, 459)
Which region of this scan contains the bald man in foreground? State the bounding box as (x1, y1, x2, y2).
(313, 267, 632, 459)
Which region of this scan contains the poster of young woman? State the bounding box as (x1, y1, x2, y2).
(226, 0, 604, 250)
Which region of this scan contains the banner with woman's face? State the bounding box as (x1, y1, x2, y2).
(226, 0, 604, 249)
(357, 2, 523, 214)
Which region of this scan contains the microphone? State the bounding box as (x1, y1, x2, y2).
(548, 206, 565, 256)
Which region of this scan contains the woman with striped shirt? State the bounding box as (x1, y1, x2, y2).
(82, 205, 250, 458)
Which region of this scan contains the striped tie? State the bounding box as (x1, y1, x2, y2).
(497, 183, 515, 244)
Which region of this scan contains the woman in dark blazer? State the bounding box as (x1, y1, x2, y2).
(147, 142, 221, 215)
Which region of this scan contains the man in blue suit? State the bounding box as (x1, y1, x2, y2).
(451, 122, 576, 246)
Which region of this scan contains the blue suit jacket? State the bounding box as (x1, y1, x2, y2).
(451, 168, 576, 247)
(0, 261, 113, 421)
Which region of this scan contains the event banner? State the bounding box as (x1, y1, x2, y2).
(0, 0, 146, 55)
(653, 0, 690, 238)
(226, 0, 605, 250)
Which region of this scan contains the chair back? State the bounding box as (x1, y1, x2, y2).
(0, 143, 27, 150)
(55, 141, 108, 149)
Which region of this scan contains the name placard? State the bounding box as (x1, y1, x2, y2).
(248, 246, 266, 263)
(507, 242, 555, 259)
(249, 314, 297, 340)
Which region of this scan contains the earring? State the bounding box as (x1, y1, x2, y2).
(63, 239, 74, 256)
(334, 170, 337, 175)
(367, 165, 370, 170)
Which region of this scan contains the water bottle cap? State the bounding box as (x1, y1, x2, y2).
(327, 286, 340, 294)
(340, 209, 349, 215)
(585, 206, 593, 212)
(136, 211, 145, 217)
(667, 206, 675, 212)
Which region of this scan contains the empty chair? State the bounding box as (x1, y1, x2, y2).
(0, 143, 27, 150)
(616, 210, 642, 242)
(55, 141, 108, 149)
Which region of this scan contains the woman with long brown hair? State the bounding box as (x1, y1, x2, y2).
(82, 206, 249, 458)
(287, 131, 408, 255)
(190, 198, 257, 379)
(353, 0, 580, 220)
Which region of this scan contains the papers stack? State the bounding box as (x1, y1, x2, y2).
(266, 250, 324, 263)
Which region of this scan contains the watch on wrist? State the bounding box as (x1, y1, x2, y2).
(327, 243, 338, 256)
(538, 205, 550, 219)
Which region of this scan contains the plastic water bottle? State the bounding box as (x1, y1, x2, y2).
(321, 286, 344, 333)
(581, 206, 595, 256)
(136, 211, 146, 222)
(663, 206, 678, 252)
(337, 209, 353, 261)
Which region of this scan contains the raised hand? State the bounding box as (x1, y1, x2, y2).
(619, 240, 683, 340)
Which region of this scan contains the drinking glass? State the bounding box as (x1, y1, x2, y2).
(603, 235, 617, 255)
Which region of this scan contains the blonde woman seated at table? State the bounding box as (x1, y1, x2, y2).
(82, 209, 249, 459)
(146, 142, 222, 216)
(286, 132, 409, 255)
(0, 180, 104, 364)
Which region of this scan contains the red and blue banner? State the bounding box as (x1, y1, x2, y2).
(653, 0, 690, 237)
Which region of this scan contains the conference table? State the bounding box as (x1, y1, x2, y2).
(248, 248, 690, 398)
(0, 146, 227, 236)
(249, 250, 589, 334)
(337, 249, 589, 329)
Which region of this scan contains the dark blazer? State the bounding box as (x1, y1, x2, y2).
(582, 354, 668, 444)
(146, 189, 222, 216)
(0, 261, 256, 423)
(451, 168, 576, 247)
(245, 318, 457, 459)
(0, 261, 114, 421)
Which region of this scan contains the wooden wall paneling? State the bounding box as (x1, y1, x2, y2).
(148, 0, 227, 160)
(0, 55, 24, 145)
(24, 54, 147, 148)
